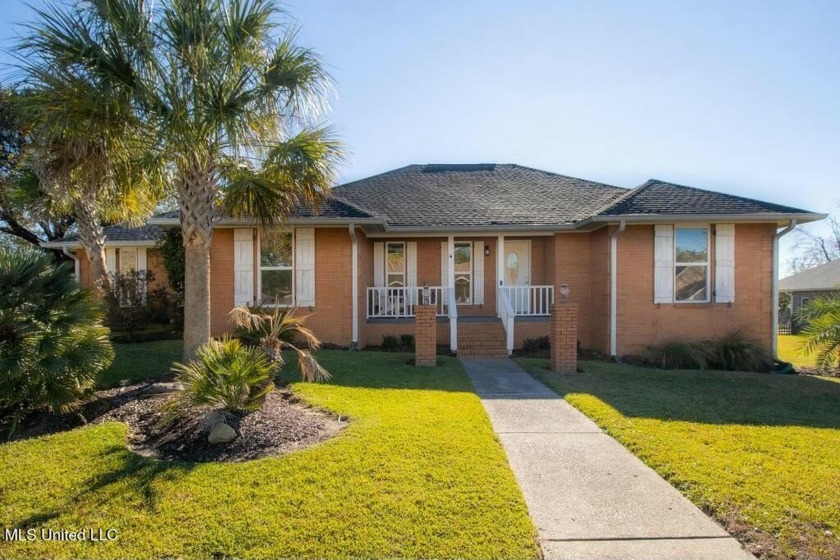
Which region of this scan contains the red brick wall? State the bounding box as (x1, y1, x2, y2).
(209, 227, 355, 346)
(74, 247, 168, 292)
(210, 229, 235, 336)
(613, 223, 774, 355)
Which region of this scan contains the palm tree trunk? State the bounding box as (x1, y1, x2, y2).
(75, 181, 110, 293)
(178, 161, 217, 359)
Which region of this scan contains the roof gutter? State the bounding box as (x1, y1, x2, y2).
(147, 217, 385, 227)
(772, 219, 797, 359)
(580, 212, 826, 227)
(43, 240, 157, 249)
(610, 220, 627, 358)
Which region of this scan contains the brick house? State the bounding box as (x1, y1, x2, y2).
(47, 164, 824, 357)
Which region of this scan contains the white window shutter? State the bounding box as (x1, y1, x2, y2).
(295, 228, 316, 306)
(715, 224, 735, 303)
(473, 241, 484, 304)
(440, 241, 449, 287)
(373, 242, 385, 288)
(137, 248, 147, 272)
(234, 229, 254, 306)
(406, 241, 418, 305)
(654, 225, 674, 304)
(105, 248, 116, 274)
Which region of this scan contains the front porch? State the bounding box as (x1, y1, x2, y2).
(363, 235, 557, 354)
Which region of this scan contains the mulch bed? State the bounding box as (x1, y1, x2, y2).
(3, 382, 347, 463)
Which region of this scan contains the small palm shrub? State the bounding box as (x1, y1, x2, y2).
(164, 337, 274, 425)
(0, 247, 114, 435)
(230, 306, 330, 382)
(799, 297, 840, 371)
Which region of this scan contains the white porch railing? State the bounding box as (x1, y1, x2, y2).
(500, 285, 554, 316)
(497, 285, 555, 355)
(366, 286, 448, 318)
(497, 288, 515, 355)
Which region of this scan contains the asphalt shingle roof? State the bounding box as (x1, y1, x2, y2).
(153, 198, 373, 221)
(779, 260, 840, 292)
(597, 179, 813, 217)
(331, 164, 627, 228)
(58, 224, 163, 244)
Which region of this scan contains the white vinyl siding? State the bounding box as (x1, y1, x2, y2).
(714, 224, 735, 303)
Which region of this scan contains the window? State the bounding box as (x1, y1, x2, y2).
(386, 242, 405, 287)
(674, 227, 709, 302)
(119, 248, 138, 273)
(260, 230, 294, 305)
(454, 242, 472, 304)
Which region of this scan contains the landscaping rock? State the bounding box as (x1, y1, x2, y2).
(140, 382, 181, 396)
(208, 422, 237, 444)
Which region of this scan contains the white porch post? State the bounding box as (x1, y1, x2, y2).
(448, 235, 457, 351)
(496, 235, 505, 314)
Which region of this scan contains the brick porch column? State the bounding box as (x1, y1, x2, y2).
(415, 305, 437, 367)
(551, 303, 578, 373)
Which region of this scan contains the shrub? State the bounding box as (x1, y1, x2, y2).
(707, 331, 774, 372)
(522, 336, 550, 353)
(229, 305, 330, 382)
(0, 247, 114, 435)
(642, 331, 775, 372)
(400, 334, 415, 350)
(164, 337, 274, 424)
(643, 340, 711, 370)
(382, 335, 400, 351)
(99, 270, 180, 340)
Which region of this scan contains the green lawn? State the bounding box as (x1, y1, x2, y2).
(778, 334, 815, 369)
(515, 358, 840, 559)
(0, 349, 538, 559)
(96, 339, 183, 389)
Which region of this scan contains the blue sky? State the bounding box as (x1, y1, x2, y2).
(2, 0, 838, 270)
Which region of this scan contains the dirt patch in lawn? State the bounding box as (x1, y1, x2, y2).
(3, 382, 347, 462)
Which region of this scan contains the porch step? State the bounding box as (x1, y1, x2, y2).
(457, 320, 508, 358)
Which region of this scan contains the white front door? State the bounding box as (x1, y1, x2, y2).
(504, 240, 530, 312)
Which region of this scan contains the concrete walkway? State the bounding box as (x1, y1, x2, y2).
(462, 358, 754, 560)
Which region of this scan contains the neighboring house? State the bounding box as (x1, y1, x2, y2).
(779, 260, 840, 320)
(45, 164, 824, 357)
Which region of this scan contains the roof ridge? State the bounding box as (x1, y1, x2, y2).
(333, 164, 421, 190)
(505, 163, 627, 191)
(592, 180, 654, 216)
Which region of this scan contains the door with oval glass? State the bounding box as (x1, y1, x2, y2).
(504, 240, 530, 313)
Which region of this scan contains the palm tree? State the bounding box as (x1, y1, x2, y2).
(18, 0, 344, 357)
(17, 11, 165, 291)
(799, 297, 840, 372)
